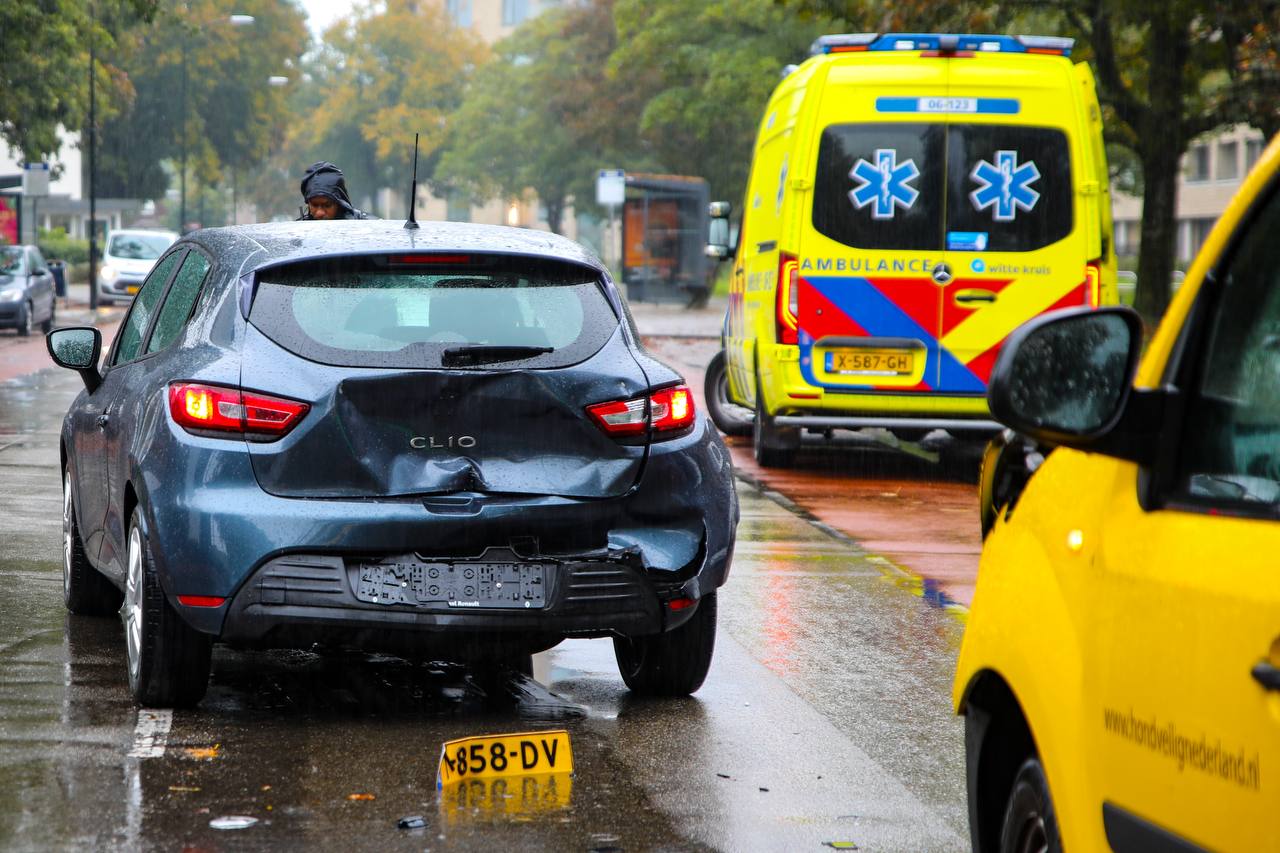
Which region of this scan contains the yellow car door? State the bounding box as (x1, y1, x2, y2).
(1084, 172, 1280, 850)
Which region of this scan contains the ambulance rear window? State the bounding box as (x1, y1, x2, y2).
(812, 122, 1073, 254)
(813, 123, 946, 252)
(946, 125, 1073, 252)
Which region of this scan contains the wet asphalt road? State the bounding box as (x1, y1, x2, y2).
(0, 365, 968, 851)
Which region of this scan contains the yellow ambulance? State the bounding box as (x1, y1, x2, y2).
(706, 33, 1118, 466)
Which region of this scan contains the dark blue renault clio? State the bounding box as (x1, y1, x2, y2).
(48, 220, 737, 707)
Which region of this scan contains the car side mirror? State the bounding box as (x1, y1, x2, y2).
(706, 201, 734, 263)
(47, 327, 103, 393)
(987, 306, 1164, 465)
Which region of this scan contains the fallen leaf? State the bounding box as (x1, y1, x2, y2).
(261, 784, 272, 792)
(347, 793, 376, 801)
(185, 744, 221, 760)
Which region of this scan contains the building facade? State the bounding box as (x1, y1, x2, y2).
(1112, 124, 1271, 267)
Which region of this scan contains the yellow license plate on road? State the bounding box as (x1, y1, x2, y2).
(825, 348, 914, 376)
(437, 729, 572, 787)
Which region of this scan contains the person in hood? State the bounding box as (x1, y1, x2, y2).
(298, 161, 373, 220)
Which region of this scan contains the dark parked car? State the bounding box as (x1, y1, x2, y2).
(48, 220, 738, 707)
(1, 244, 56, 335)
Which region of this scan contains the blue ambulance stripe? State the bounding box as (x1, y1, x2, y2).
(875, 97, 1020, 114)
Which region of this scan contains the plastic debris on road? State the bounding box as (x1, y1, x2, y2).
(209, 816, 258, 830)
(398, 816, 427, 829)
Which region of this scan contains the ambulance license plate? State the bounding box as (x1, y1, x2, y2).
(825, 349, 914, 376)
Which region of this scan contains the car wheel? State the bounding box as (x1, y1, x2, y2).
(62, 470, 123, 616)
(752, 387, 798, 468)
(614, 592, 717, 696)
(41, 300, 55, 334)
(999, 757, 1062, 853)
(122, 506, 212, 708)
(16, 301, 31, 337)
(704, 350, 752, 437)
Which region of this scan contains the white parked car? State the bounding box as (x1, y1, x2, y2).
(97, 229, 179, 304)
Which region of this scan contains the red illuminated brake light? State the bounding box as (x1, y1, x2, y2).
(586, 385, 696, 437)
(776, 252, 799, 346)
(168, 382, 309, 439)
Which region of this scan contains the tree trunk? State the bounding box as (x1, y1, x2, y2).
(544, 196, 565, 235)
(1133, 142, 1181, 324)
(1133, 15, 1189, 325)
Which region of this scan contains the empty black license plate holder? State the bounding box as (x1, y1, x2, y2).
(355, 561, 547, 609)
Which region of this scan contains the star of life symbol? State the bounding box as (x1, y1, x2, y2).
(970, 150, 1041, 221)
(849, 149, 920, 219)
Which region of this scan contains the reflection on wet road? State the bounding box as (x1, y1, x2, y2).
(0, 367, 967, 851)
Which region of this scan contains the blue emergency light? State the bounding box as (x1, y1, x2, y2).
(810, 33, 1074, 58)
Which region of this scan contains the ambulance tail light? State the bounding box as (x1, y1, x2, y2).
(776, 252, 799, 346)
(1083, 260, 1101, 308)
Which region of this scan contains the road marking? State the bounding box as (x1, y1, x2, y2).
(128, 709, 172, 758)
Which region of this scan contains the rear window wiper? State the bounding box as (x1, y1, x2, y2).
(441, 344, 554, 366)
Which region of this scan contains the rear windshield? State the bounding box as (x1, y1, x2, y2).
(813, 122, 1073, 253)
(108, 233, 173, 260)
(249, 256, 618, 369)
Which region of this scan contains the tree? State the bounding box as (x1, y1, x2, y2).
(298, 0, 487, 216)
(95, 0, 309, 205)
(0, 0, 157, 160)
(436, 0, 635, 234)
(1027, 1, 1280, 321)
(609, 0, 838, 205)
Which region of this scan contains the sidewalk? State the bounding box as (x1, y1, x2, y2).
(626, 294, 726, 339)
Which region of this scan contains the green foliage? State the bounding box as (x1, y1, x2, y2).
(37, 227, 89, 264)
(611, 0, 836, 204)
(95, 0, 310, 201)
(0, 0, 156, 159)
(437, 0, 627, 233)
(296, 0, 487, 213)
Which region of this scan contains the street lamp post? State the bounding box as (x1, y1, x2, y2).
(88, 1, 98, 310)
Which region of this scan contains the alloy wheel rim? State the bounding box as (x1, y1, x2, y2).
(123, 527, 144, 682)
(1016, 812, 1048, 853)
(61, 475, 72, 598)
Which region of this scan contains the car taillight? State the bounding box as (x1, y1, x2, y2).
(168, 382, 309, 439)
(1083, 260, 1101, 307)
(586, 385, 696, 437)
(777, 252, 799, 345)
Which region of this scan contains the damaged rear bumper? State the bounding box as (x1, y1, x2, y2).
(212, 544, 708, 649)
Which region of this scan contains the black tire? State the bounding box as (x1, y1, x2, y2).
(752, 387, 799, 468)
(16, 301, 31, 336)
(122, 507, 212, 707)
(62, 470, 122, 616)
(614, 592, 717, 696)
(999, 757, 1062, 853)
(704, 350, 752, 437)
(41, 300, 55, 334)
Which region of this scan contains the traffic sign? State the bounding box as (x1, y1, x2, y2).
(596, 169, 625, 206)
(22, 163, 50, 197)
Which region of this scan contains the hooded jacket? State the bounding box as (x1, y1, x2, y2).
(297, 161, 373, 220)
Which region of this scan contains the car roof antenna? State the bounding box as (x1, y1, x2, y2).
(404, 132, 420, 230)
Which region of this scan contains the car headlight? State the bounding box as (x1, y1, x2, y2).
(99, 264, 118, 284)
(0, 289, 23, 303)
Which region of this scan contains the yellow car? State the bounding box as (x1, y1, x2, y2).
(954, 134, 1280, 851)
(707, 33, 1118, 466)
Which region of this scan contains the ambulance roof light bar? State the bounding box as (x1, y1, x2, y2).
(810, 33, 1074, 57)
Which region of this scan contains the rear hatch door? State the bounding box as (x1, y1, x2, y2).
(797, 54, 950, 394)
(241, 254, 648, 499)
